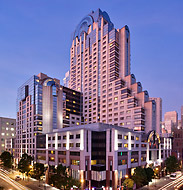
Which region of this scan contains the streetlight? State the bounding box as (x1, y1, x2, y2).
(80, 179, 84, 190)
(154, 167, 159, 187)
(125, 175, 129, 179)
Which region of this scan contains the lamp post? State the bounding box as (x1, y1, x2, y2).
(154, 167, 159, 187)
(80, 179, 84, 190)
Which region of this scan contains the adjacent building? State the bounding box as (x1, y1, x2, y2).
(0, 117, 16, 154)
(63, 71, 70, 88)
(15, 73, 83, 159)
(171, 107, 183, 164)
(36, 123, 171, 189)
(163, 111, 178, 134)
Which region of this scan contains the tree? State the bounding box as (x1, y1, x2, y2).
(165, 156, 179, 173)
(144, 167, 154, 182)
(123, 178, 134, 190)
(18, 153, 33, 176)
(0, 151, 13, 168)
(30, 163, 44, 180)
(132, 167, 148, 188)
(49, 164, 81, 190)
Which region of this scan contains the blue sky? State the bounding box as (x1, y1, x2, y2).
(0, 0, 182, 119)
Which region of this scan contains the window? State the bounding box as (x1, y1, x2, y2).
(71, 160, 80, 166)
(63, 135, 66, 140)
(70, 151, 80, 156)
(76, 143, 80, 147)
(76, 134, 80, 139)
(118, 134, 122, 139)
(70, 135, 74, 139)
(124, 135, 128, 140)
(69, 143, 74, 148)
(114, 97, 118, 100)
(124, 144, 128, 148)
(63, 143, 66, 147)
(118, 143, 122, 147)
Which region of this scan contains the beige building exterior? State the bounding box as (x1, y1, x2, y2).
(163, 111, 178, 134)
(0, 117, 16, 154)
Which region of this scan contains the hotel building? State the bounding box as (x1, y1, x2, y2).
(14, 8, 170, 190)
(69, 9, 160, 134)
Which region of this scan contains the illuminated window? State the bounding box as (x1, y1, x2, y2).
(136, 136, 139, 141)
(131, 158, 134, 163)
(124, 135, 128, 140)
(50, 157, 55, 161)
(69, 143, 74, 148)
(114, 97, 118, 100)
(63, 143, 66, 147)
(71, 160, 80, 166)
(124, 144, 128, 148)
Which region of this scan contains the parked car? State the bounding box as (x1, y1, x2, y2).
(15, 175, 21, 181)
(170, 173, 176, 179)
(40, 176, 46, 181)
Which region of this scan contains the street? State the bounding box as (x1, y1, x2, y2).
(0, 169, 28, 190)
(0, 178, 17, 190)
(139, 172, 183, 190)
(7, 169, 58, 190)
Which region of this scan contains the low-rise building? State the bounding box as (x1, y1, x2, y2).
(36, 123, 171, 189)
(0, 117, 16, 154)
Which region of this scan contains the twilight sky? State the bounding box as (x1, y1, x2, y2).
(0, 0, 182, 119)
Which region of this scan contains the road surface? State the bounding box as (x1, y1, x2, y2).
(0, 169, 28, 190)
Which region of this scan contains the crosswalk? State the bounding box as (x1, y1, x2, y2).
(158, 174, 183, 190)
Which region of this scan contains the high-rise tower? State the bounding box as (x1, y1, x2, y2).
(69, 9, 158, 133)
(15, 73, 83, 159)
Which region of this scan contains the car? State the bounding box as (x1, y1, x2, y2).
(170, 173, 177, 179)
(15, 175, 21, 181)
(40, 176, 46, 181)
